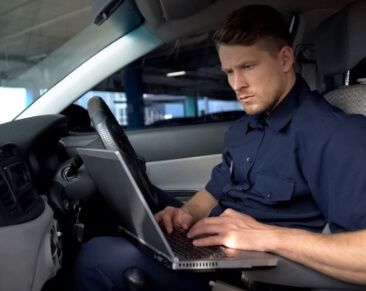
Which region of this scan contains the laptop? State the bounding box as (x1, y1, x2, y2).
(77, 147, 278, 271)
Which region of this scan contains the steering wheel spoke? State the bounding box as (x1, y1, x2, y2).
(87, 96, 159, 213)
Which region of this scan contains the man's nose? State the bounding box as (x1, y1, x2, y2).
(231, 73, 248, 92)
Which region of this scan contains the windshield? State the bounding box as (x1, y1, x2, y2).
(0, 0, 139, 124)
(0, 0, 90, 123)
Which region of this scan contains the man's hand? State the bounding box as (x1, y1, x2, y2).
(154, 206, 194, 233)
(187, 208, 275, 252)
(159, 207, 366, 284)
(155, 189, 218, 233)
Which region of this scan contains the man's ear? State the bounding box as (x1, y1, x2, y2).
(279, 46, 294, 72)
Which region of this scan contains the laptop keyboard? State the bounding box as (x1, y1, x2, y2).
(165, 228, 227, 259)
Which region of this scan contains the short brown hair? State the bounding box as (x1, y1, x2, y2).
(213, 5, 292, 51)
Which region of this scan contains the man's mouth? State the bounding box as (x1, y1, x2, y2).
(238, 95, 254, 103)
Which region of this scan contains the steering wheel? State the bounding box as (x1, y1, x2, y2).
(87, 96, 159, 213)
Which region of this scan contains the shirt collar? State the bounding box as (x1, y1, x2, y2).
(247, 74, 310, 133)
(247, 113, 266, 132)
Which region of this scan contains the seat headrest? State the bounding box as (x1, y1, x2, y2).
(315, 0, 366, 76)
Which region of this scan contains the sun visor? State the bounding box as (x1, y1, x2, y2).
(92, 0, 125, 25)
(159, 0, 213, 21)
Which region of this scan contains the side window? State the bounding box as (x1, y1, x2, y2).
(75, 33, 244, 130)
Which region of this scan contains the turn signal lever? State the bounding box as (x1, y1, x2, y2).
(66, 154, 83, 177)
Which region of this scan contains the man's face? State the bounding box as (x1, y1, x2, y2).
(218, 41, 293, 115)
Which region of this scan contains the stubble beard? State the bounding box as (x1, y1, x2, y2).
(241, 81, 286, 115)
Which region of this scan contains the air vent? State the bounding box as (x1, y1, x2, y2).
(0, 173, 17, 211)
(2, 146, 15, 159)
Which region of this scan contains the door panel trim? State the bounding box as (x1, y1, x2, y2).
(146, 154, 222, 191)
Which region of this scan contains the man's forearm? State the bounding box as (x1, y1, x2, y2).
(268, 227, 366, 284)
(181, 189, 218, 224)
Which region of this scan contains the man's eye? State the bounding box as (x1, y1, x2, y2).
(244, 64, 253, 70)
(224, 71, 233, 76)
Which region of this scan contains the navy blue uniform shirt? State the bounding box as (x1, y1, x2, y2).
(206, 75, 366, 233)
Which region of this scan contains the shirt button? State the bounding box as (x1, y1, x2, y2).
(267, 193, 272, 199)
(246, 157, 252, 163)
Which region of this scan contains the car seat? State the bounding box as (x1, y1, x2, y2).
(316, 0, 366, 113)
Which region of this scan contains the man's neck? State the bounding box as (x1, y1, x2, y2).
(265, 70, 296, 116)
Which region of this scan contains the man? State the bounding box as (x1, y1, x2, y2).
(71, 5, 366, 290)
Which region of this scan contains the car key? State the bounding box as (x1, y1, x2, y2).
(73, 202, 84, 243)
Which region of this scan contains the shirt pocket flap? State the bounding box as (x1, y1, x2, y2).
(256, 172, 294, 202)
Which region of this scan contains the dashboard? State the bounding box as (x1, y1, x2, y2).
(0, 114, 68, 291)
(0, 143, 44, 226)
